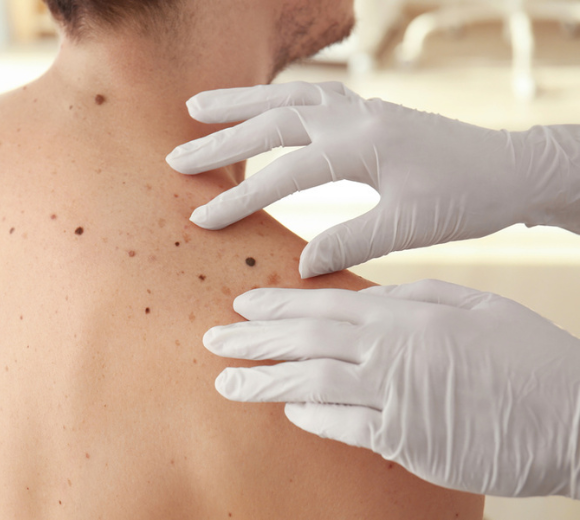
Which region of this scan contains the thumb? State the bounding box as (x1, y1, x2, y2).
(284, 402, 382, 452)
(299, 206, 390, 278)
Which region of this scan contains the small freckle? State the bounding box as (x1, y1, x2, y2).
(33, 98, 37, 103)
(95, 94, 106, 105)
(175, 340, 180, 346)
(85, 453, 90, 459)
(59, 501, 62, 505)
(68, 479, 72, 487)
(145, 308, 151, 314)
(193, 359, 197, 364)
(75, 227, 84, 236)
(4, 366, 7, 372)
(50, 214, 57, 220)
(229, 514, 232, 518)
(174, 194, 179, 198)
(188, 312, 196, 322)
(128, 250, 136, 257)
(170, 459, 175, 465)
(69, 105, 73, 110)
(158, 218, 166, 228)
(245, 257, 256, 267)
(221, 286, 232, 296)
(198, 274, 206, 281)
(147, 289, 152, 294)
(9, 227, 15, 234)
(388, 463, 393, 469)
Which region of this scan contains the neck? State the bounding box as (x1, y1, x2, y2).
(31, 7, 277, 186)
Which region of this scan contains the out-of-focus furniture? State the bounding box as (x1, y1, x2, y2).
(313, 0, 406, 74)
(396, 0, 580, 100)
(6, 0, 55, 43)
(0, 0, 11, 48)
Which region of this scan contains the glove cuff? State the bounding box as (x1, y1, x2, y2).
(517, 125, 580, 234)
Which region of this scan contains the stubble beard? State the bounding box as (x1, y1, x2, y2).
(269, 5, 355, 82)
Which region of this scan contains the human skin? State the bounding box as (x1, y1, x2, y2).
(0, 1, 484, 518)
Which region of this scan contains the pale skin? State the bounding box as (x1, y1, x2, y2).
(0, 0, 484, 517)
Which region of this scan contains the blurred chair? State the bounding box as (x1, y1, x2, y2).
(0, 0, 10, 48)
(6, 0, 55, 43)
(313, 0, 406, 75)
(396, 0, 580, 100)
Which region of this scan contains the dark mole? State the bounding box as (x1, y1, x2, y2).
(128, 251, 136, 257)
(9, 227, 15, 234)
(245, 257, 256, 267)
(145, 308, 151, 314)
(75, 227, 84, 236)
(198, 275, 206, 281)
(95, 94, 106, 105)
(388, 463, 393, 469)
(175, 242, 180, 247)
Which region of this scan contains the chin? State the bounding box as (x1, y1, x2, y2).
(270, 0, 357, 80)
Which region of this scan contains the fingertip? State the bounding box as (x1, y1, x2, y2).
(202, 326, 222, 353)
(299, 241, 336, 278)
(190, 205, 209, 227)
(186, 93, 216, 123)
(214, 368, 232, 398)
(284, 402, 306, 423)
(232, 289, 260, 314)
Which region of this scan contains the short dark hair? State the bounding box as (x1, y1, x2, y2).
(42, 0, 181, 38)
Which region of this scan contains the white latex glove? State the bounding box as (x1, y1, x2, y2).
(203, 280, 580, 498)
(166, 81, 580, 278)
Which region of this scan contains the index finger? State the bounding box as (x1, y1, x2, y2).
(188, 81, 348, 124)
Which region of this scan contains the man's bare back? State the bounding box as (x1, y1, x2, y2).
(0, 0, 484, 514)
(0, 78, 484, 519)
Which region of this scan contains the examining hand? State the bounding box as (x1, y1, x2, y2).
(203, 280, 580, 498)
(167, 81, 580, 278)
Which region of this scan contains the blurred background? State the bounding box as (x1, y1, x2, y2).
(1, 0, 580, 517)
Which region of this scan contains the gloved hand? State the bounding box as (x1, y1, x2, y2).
(166, 81, 580, 278)
(203, 280, 580, 498)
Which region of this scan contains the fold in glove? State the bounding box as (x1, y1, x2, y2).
(204, 280, 580, 499)
(167, 81, 580, 278)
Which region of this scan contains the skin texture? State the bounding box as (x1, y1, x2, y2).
(0, 1, 484, 518)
